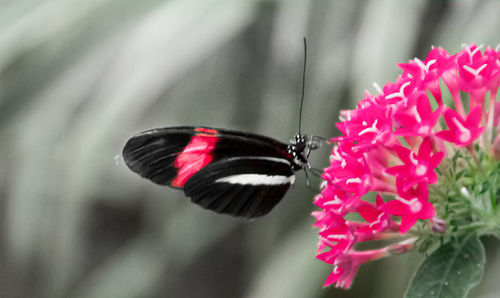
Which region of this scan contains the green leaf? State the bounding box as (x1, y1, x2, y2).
(405, 235, 485, 298)
(479, 181, 490, 194)
(455, 170, 466, 180)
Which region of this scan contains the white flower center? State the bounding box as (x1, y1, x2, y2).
(346, 178, 362, 185)
(418, 125, 429, 134)
(397, 197, 423, 213)
(385, 81, 411, 100)
(463, 63, 488, 77)
(328, 234, 347, 240)
(452, 117, 472, 143)
(415, 164, 427, 176)
(410, 152, 419, 165)
(359, 119, 379, 136)
(409, 198, 422, 213)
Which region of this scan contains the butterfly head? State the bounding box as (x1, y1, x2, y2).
(287, 133, 321, 171)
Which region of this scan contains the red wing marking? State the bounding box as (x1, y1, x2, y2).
(194, 127, 219, 134)
(171, 132, 219, 188)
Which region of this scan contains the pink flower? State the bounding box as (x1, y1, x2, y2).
(313, 211, 355, 253)
(357, 194, 391, 234)
(335, 103, 397, 152)
(435, 106, 485, 147)
(313, 44, 500, 289)
(385, 137, 444, 190)
(394, 93, 444, 137)
(320, 249, 385, 289)
(381, 183, 435, 234)
(397, 46, 453, 105)
(456, 44, 500, 100)
(323, 154, 372, 195)
(320, 239, 417, 288)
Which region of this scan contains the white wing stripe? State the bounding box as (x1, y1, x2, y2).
(225, 156, 291, 166)
(216, 174, 295, 186)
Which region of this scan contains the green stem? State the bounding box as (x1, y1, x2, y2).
(456, 222, 488, 232)
(468, 146, 485, 177)
(490, 174, 497, 210)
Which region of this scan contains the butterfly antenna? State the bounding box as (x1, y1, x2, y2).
(298, 37, 307, 135)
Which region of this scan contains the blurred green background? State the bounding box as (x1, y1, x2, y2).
(1, 0, 500, 297)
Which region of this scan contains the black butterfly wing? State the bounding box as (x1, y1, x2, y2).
(122, 126, 292, 189)
(122, 127, 193, 186)
(183, 156, 295, 218)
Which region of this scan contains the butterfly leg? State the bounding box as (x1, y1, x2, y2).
(305, 162, 323, 178)
(301, 163, 325, 192)
(309, 166, 323, 177)
(303, 168, 322, 192)
(304, 166, 311, 187)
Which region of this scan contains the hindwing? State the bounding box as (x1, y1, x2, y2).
(183, 156, 295, 218)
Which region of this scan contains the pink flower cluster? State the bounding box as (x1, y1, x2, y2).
(314, 44, 500, 288)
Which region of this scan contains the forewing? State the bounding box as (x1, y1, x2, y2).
(122, 127, 194, 186)
(183, 156, 295, 218)
(209, 129, 290, 161)
(122, 126, 292, 189)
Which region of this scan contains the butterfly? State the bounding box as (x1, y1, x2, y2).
(122, 38, 326, 218)
(122, 126, 322, 218)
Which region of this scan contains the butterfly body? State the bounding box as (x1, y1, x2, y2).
(123, 126, 320, 218)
